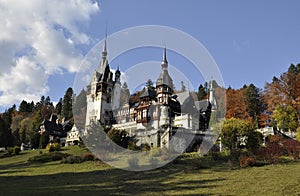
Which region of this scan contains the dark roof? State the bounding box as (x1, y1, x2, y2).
(156, 70, 173, 88)
(139, 87, 156, 98)
(195, 100, 211, 112)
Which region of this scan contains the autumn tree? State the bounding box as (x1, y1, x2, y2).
(273, 104, 298, 133)
(225, 87, 250, 120)
(263, 64, 300, 126)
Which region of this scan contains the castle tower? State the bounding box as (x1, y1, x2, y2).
(156, 47, 174, 148)
(86, 37, 115, 127)
(156, 47, 174, 105)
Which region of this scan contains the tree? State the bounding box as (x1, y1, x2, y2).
(273, 104, 298, 133)
(19, 100, 29, 113)
(40, 132, 49, 148)
(54, 98, 63, 115)
(45, 96, 53, 107)
(62, 87, 74, 120)
(226, 87, 250, 120)
(221, 118, 257, 151)
(246, 84, 263, 127)
(107, 128, 131, 149)
(145, 79, 154, 89)
(263, 64, 300, 126)
(0, 105, 16, 147)
(197, 84, 207, 100)
(30, 110, 43, 132)
(30, 132, 40, 149)
(19, 118, 32, 143)
(11, 115, 23, 146)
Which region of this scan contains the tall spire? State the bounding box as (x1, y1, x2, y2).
(162, 45, 168, 64)
(156, 46, 173, 90)
(102, 34, 107, 57)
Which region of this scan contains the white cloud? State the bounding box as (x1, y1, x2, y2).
(0, 0, 99, 107)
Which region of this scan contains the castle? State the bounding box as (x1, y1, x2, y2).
(85, 38, 216, 150)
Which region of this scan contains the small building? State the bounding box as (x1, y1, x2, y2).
(65, 125, 82, 146)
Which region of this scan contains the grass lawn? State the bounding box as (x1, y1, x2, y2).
(0, 146, 299, 196)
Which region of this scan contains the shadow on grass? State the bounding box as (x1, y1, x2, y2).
(0, 163, 225, 195)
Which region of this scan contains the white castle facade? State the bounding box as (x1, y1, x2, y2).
(85, 39, 216, 150)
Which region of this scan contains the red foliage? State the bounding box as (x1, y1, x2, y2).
(239, 156, 256, 168)
(282, 139, 300, 159)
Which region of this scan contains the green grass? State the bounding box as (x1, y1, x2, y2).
(0, 146, 299, 195)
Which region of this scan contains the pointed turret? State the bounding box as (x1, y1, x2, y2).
(156, 47, 173, 90)
(102, 36, 107, 57)
(115, 66, 121, 83)
(162, 46, 168, 65)
(97, 35, 109, 75)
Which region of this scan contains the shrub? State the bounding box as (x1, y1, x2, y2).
(13, 146, 21, 155)
(267, 135, 283, 145)
(61, 155, 83, 164)
(6, 146, 21, 156)
(260, 143, 283, 164)
(239, 156, 256, 168)
(7, 147, 14, 155)
(82, 153, 95, 161)
(282, 139, 300, 159)
(45, 143, 61, 152)
(28, 152, 70, 163)
(229, 148, 241, 162)
(141, 143, 151, 151)
(128, 141, 140, 151)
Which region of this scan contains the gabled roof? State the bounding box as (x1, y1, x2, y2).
(139, 87, 156, 99)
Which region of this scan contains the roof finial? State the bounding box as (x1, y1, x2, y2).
(163, 44, 168, 64)
(102, 25, 108, 57)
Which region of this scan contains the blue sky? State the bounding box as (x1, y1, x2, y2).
(0, 0, 299, 111)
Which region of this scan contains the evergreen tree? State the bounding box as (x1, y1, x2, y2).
(54, 98, 63, 115)
(45, 96, 53, 107)
(0, 105, 16, 147)
(30, 110, 43, 132)
(246, 84, 263, 127)
(19, 100, 28, 113)
(197, 84, 207, 100)
(145, 79, 154, 89)
(0, 116, 7, 147)
(62, 87, 74, 120)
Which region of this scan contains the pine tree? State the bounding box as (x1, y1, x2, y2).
(62, 87, 74, 120)
(197, 84, 207, 100)
(54, 98, 63, 115)
(246, 84, 263, 127)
